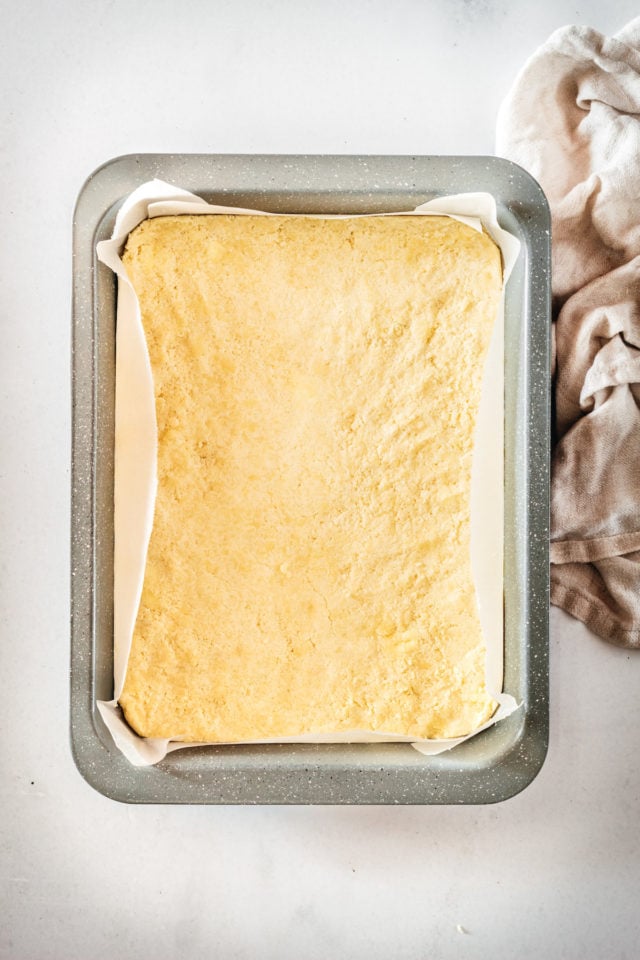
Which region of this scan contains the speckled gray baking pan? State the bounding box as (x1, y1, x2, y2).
(71, 154, 550, 804)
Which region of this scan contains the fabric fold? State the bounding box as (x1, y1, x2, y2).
(497, 17, 640, 649)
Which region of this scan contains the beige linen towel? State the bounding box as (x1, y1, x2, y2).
(497, 18, 640, 648)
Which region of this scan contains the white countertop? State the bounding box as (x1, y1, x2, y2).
(3, 2, 640, 957)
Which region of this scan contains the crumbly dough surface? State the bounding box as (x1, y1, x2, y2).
(119, 213, 502, 742)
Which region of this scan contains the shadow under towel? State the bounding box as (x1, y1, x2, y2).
(497, 18, 640, 648)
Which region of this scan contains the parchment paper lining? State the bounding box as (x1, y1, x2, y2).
(96, 180, 521, 767)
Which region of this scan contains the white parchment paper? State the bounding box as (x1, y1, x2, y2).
(96, 180, 521, 766)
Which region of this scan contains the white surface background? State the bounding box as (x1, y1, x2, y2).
(2, 1, 639, 958)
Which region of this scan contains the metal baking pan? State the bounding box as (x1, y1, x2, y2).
(71, 154, 550, 804)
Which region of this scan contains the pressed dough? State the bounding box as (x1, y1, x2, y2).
(119, 213, 503, 742)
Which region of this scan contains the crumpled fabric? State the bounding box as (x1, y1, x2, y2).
(497, 18, 640, 648)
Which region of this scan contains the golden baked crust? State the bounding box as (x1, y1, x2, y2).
(119, 213, 502, 741)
